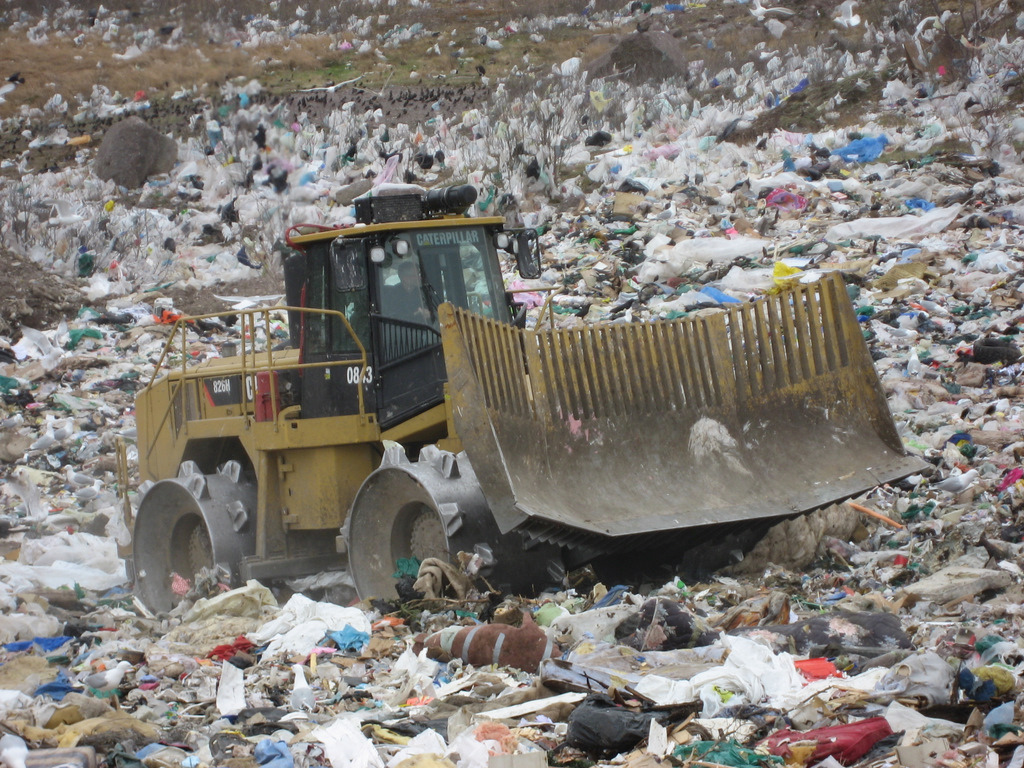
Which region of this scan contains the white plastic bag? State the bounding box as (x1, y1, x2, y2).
(250, 592, 371, 658)
(825, 204, 962, 241)
(315, 718, 385, 768)
(689, 635, 805, 716)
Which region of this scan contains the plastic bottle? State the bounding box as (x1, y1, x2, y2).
(906, 351, 922, 377)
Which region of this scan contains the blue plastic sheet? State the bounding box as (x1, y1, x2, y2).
(255, 740, 293, 768)
(906, 198, 935, 211)
(832, 136, 889, 163)
(323, 625, 370, 652)
(700, 286, 742, 304)
(4, 636, 73, 653)
(592, 585, 630, 609)
(34, 669, 74, 701)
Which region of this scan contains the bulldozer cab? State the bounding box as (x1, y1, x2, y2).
(292, 207, 515, 428)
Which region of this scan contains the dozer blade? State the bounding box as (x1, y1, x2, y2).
(439, 273, 927, 550)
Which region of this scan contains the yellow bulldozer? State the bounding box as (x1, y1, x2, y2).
(132, 183, 926, 611)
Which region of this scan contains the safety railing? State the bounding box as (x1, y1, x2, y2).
(141, 306, 369, 465)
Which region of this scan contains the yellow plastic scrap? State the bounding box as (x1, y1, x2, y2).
(56, 712, 159, 748)
(973, 665, 1016, 695)
(773, 261, 803, 286)
(364, 724, 412, 745)
(590, 90, 612, 114)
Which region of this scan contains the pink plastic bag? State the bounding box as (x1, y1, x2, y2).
(765, 188, 808, 211)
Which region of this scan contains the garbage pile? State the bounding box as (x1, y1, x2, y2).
(3, 1, 1024, 767)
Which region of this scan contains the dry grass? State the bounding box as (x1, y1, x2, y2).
(0, 0, 609, 120)
(0, 34, 347, 118)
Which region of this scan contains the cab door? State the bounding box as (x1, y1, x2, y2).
(300, 239, 374, 419)
(371, 247, 444, 429)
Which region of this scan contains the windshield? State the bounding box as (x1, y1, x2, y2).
(376, 225, 507, 325)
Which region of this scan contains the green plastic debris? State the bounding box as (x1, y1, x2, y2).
(0, 375, 19, 393)
(392, 557, 420, 579)
(675, 741, 784, 768)
(901, 500, 936, 521)
(477, 187, 495, 211)
(975, 634, 1006, 656)
(52, 393, 99, 412)
(77, 251, 95, 277)
(990, 724, 1023, 740)
(534, 602, 566, 626)
(66, 328, 103, 350)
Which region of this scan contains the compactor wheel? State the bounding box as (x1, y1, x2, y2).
(134, 461, 257, 613)
(345, 446, 562, 600)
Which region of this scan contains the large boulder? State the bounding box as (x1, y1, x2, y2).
(93, 116, 178, 188)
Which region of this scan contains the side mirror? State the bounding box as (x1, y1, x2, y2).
(513, 229, 541, 279)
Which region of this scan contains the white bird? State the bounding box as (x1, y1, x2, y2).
(834, 0, 860, 27)
(289, 664, 315, 711)
(45, 199, 85, 227)
(74, 480, 104, 502)
(29, 429, 55, 452)
(8, 468, 45, 522)
(0, 734, 28, 768)
(51, 417, 75, 441)
(64, 466, 96, 488)
(749, 0, 795, 21)
(931, 469, 980, 494)
(82, 660, 133, 694)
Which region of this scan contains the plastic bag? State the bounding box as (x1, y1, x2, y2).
(21, 532, 106, 569)
(765, 188, 808, 211)
(250, 593, 371, 658)
(314, 718, 385, 768)
(825, 205, 962, 241)
(565, 694, 665, 756)
(832, 136, 889, 163)
(760, 717, 893, 765)
(689, 635, 805, 717)
(638, 237, 766, 282)
(877, 651, 953, 706)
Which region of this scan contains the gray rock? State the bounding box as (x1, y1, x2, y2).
(334, 179, 375, 206)
(93, 116, 178, 188)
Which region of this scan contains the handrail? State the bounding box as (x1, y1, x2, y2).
(141, 306, 370, 465)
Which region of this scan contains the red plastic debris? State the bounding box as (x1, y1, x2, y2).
(794, 657, 841, 681)
(759, 716, 893, 765)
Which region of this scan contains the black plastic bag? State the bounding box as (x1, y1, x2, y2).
(565, 694, 664, 756)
